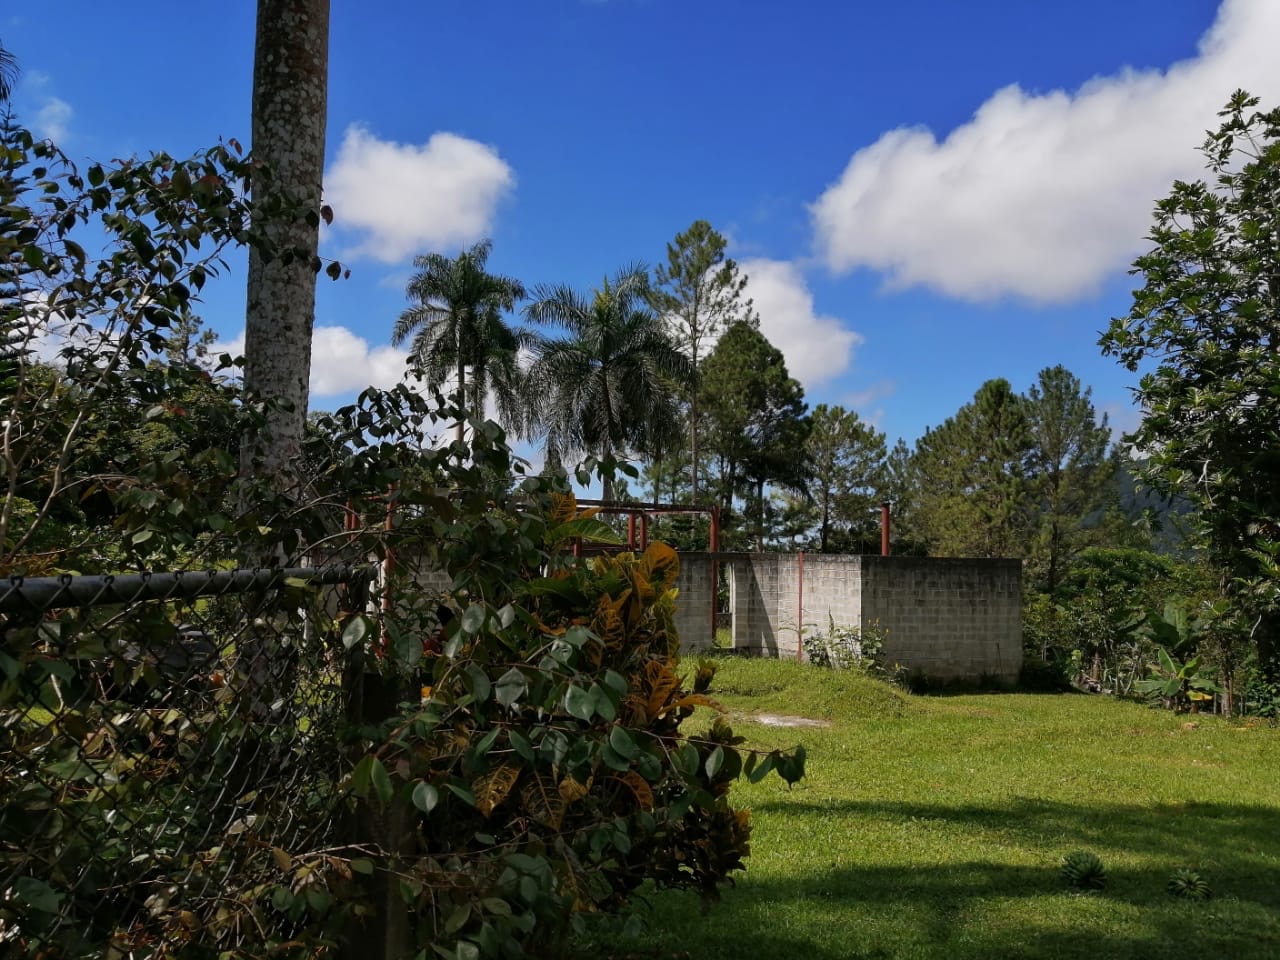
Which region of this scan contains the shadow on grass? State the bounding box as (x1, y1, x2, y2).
(580, 797, 1280, 960)
(753, 796, 1280, 891)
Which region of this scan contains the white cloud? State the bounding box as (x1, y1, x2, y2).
(739, 258, 861, 388)
(811, 0, 1280, 304)
(214, 326, 409, 398)
(324, 126, 515, 263)
(34, 97, 72, 142)
(309, 326, 409, 396)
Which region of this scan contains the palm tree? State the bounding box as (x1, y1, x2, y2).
(0, 40, 17, 102)
(523, 267, 692, 500)
(393, 239, 527, 445)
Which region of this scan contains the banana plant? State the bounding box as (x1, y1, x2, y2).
(1134, 647, 1221, 712)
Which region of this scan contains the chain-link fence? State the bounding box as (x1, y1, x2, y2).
(0, 564, 377, 957)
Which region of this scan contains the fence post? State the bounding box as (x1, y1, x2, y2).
(340, 573, 415, 960)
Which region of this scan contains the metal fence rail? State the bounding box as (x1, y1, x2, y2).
(0, 564, 377, 957)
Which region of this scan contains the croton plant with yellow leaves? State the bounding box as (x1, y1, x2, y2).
(343, 489, 806, 959)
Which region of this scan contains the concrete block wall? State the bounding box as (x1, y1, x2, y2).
(798, 554, 863, 649)
(858, 556, 1022, 683)
(673, 552, 716, 650)
(673, 551, 1021, 684)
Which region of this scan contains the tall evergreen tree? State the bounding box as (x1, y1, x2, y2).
(912, 378, 1032, 558)
(700, 321, 808, 549)
(1024, 365, 1114, 596)
(650, 220, 756, 500)
(806, 404, 886, 552)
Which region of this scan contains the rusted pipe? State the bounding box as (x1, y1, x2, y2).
(797, 549, 805, 661)
(881, 502, 891, 557)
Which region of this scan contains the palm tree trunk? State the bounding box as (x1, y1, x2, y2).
(241, 0, 329, 514)
(455, 359, 466, 446)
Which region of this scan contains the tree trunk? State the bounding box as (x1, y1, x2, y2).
(455, 359, 467, 446)
(236, 0, 329, 730)
(241, 0, 329, 519)
(690, 394, 700, 501)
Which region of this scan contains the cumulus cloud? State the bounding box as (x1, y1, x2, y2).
(34, 97, 72, 142)
(739, 258, 861, 388)
(214, 326, 409, 398)
(324, 126, 515, 263)
(811, 0, 1280, 303)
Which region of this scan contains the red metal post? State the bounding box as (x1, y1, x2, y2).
(797, 549, 805, 661)
(627, 512, 636, 549)
(640, 513, 649, 550)
(881, 502, 892, 557)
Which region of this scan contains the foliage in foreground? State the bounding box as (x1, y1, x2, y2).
(0, 113, 803, 958)
(1101, 90, 1280, 703)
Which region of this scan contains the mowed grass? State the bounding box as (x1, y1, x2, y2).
(585, 658, 1280, 960)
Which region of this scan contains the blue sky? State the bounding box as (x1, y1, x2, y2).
(8, 0, 1277, 452)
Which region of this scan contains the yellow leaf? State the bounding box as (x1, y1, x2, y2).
(614, 770, 655, 811)
(669, 693, 725, 715)
(558, 774, 591, 804)
(271, 846, 293, 872)
(521, 773, 566, 830)
(474, 762, 522, 818)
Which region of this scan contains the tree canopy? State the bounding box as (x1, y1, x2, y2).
(1101, 90, 1280, 694)
(393, 239, 528, 444)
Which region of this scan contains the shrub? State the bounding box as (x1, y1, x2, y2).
(1166, 867, 1212, 901)
(802, 617, 888, 674)
(1060, 850, 1107, 891)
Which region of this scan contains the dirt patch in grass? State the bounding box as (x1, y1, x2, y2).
(749, 713, 832, 728)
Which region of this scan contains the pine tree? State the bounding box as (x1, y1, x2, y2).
(700, 321, 808, 549)
(806, 404, 886, 552)
(1024, 365, 1114, 596)
(650, 221, 756, 500)
(912, 379, 1032, 558)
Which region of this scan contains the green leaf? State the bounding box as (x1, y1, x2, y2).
(412, 781, 439, 814)
(350, 755, 373, 797)
(369, 757, 394, 806)
(564, 684, 594, 721)
(350, 858, 375, 875)
(342, 615, 373, 650)
(445, 903, 472, 934)
(705, 745, 724, 779)
(446, 782, 476, 807)
(465, 664, 491, 703)
(461, 603, 487, 635)
(495, 667, 528, 708)
(508, 729, 534, 763)
(474, 727, 501, 757)
(608, 725, 639, 760)
(748, 753, 774, 784)
(548, 517, 625, 544)
(603, 669, 628, 696)
(13, 876, 61, 914)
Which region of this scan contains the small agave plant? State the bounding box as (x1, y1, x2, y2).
(1060, 850, 1108, 891)
(1167, 867, 1212, 901)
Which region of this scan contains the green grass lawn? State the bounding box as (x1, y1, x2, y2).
(585, 658, 1280, 960)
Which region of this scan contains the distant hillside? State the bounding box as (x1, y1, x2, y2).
(1114, 458, 1196, 555)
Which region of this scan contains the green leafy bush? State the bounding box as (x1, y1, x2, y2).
(1166, 867, 1212, 901)
(1059, 850, 1107, 891)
